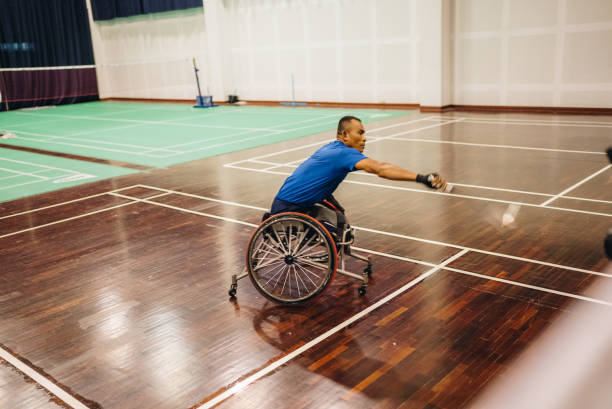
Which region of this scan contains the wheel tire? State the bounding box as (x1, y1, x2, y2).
(246, 213, 337, 304)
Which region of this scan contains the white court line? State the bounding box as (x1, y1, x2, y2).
(237, 161, 612, 205)
(0, 166, 50, 180)
(442, 265, 612, 307)
(140, 113, 340, 153)
(141, 127, 270, 153)
(0, 156, 90, 175)
(232, 118, 463, 170)
(427, 116, 612, 127)
(224, 165, 612, 218)
(108, 192, 259, 228)
(135, 185, 609, 278)
(352, 226, 611, 278)
(0, 191, 171, 238)
(6, 136, 168, 158)
(0, 347, 90, 409)
(351, 245, 612, 306)
(454, 119, 612, 129)
(0, 185, 139, 220)
(385, 137, 606, 155)
(0, 171, 47, 182)
(0, 178, 54, 191)
(195, 249, 470, 409)
(13, 111, 289, 132)
(6, 129, 181, 154)
(1, 116, 68, 129)
(541, 164, 612, 206)
(224, 117, 434, 166)
(3, 186, 606, 407)
(0, 201, 137, 239)
(156, 113, 402, 157)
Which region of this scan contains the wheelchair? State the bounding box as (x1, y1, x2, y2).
(229, 203, 372, 304)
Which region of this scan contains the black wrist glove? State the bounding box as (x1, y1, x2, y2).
(416, 173, 438, 189)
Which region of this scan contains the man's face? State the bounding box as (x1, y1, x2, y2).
(340, 119, 366, 152)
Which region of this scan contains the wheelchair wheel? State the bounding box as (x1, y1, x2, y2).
(246, 212, 337, 304)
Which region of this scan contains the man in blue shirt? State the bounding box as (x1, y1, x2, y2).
(271, 115, 448, 215)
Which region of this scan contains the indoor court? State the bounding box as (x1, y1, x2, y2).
(1, 1, 612, 409)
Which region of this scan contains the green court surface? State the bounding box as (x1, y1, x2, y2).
(0, 148, 138, 203)
(0, 101, 411, 168)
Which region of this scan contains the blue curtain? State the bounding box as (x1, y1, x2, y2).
(91, 0, 203, 21)
(0, 0, 98, 111)
(0, 0, 95, 68)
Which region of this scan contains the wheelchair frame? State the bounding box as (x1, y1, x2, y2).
(229, 209, 372, 304)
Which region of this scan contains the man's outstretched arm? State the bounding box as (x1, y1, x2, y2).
(354, 158, 447, 189)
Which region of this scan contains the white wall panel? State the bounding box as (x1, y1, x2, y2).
(508, 0, 557, 29)
(342, 45, 373, 85)
(457, 0, 503, 33)
(508, 34, 556, 83)
(563, 30, 612, 83)
(87, 0, 612, 108)
(376, 0, 412, 38)
(454, 0, 612, 107)
(309, 47, 338, 85)
(560, 90, 612, 107)
(306, 3, 337, 44)
(565, 0, 612, 24)
(456, 38, 502, 84)
(377, 44, 414, 84)
(506, 89, 555, 106)
(339, 0, 371, 42)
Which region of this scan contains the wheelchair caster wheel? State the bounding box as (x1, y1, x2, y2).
(229, 284, 237, 298)
(358, 286, 367, 296)
(364, 266, 372, 276)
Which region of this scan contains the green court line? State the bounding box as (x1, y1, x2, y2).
(1, 101, 413, 168)
(0, 148, 138, 203)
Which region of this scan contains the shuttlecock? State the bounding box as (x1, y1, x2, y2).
(501, 203, 521, 226)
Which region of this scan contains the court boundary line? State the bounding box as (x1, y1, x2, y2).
(0, 346, 90, 409)
(162, 117, 449, 158)
(5, 183, 602, 278)
(384, 136, 607, 155)
(9, 128, 182, 153)
(223, 117, 438, 167)
(6, 109, 413, 160)
(224, 165, 612, 218)
(235, 159, 612, 205)
(194, 249, 470, 409)
(133, 185, 608, 278)
(426, 116, 612, 127)
(0, 168, 54, 182)
(3, 187, 609, 408)
(541, 164, 612, 206)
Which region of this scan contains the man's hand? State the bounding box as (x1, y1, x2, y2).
(416, 173, 449, 190)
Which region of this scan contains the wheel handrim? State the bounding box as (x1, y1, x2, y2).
(248, 216, 335, 303)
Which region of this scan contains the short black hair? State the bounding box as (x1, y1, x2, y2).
(337, 116, 362, 136)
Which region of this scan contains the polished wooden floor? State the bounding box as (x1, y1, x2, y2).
(1, 111, 611, 409)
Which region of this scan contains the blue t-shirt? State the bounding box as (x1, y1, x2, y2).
(275, 141, 367, 207)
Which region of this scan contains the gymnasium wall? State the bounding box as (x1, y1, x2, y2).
(219, 0, 419, 105)
(86, 0, 612, 109)
(453, 0, 612, 108)
(85, 2, 209, 100)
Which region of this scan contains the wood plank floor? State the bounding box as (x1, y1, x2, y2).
(1, 111, 611, 409)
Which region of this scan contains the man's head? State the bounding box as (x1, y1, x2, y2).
(337, 116, 366, 152)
